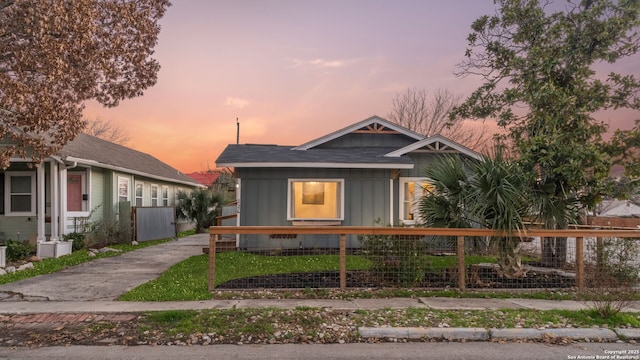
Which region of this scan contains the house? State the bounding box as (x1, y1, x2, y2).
(1, 133, 201, 257)
(596, 199, 640, 217)
(186, 172, 220, 189)
(215, 115, 482, 250)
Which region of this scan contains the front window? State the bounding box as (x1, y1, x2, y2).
(400, 178, 433, 225)
(288, 179, 344, 220)
(4, 172, 36, 216)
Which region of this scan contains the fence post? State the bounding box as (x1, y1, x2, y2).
(340, 234, 346, 289)
(575, 236, 584, 291)
(208, 232, 217, 292)
(457, 236, 465, 290)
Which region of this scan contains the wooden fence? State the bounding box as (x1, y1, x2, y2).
(207, 226, 640, 292)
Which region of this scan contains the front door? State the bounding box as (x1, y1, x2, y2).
(67, 174, 82, 211)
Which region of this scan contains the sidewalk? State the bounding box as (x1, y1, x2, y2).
(2, 297, 640, 343)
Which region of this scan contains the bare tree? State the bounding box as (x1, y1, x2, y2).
(387, 88, 491, 151)
(0, 0, 171, 169)
(83, 117, 130, 145)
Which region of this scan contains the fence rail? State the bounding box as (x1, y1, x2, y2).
(208, 226, 640, 292)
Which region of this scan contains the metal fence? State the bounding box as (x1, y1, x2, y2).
(208, 227, 640, 292)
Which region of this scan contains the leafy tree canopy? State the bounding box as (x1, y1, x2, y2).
(451, 0, 640, 214)
(0, 0, 171, 168)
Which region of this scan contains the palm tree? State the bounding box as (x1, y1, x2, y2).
(175, 188, 225, 233)
(419, 150, 530, 278)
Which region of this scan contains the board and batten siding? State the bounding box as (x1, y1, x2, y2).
(236, 167, 393, 249)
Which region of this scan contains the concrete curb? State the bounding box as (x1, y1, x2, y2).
(490, 328, 619, 341)
(359, 327, 490, 341)
(359, 327, 627, 342)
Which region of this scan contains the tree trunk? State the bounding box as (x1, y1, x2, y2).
(497, 237, 525, 278)
(541, 236, 568, 268)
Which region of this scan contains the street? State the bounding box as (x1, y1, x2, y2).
(1, 342, 639, 360)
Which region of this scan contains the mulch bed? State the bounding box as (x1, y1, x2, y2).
(217, 266, 576, 290)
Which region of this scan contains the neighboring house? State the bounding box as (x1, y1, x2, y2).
(596, 199, 640, 217)
(1, 133, 201, 257)
(186, 172, 220, 189)
(215, 115, 482, 250)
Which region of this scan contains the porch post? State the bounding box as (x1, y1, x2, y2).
(49, 160, 59, 241)
(36, 162, 46, 241)
(59, 167, 68, 235)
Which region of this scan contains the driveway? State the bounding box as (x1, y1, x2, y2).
(0, 233, 209, 301)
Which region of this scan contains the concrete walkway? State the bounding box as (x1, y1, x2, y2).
(0, 233, 209, 301)
(1, 233, 640, 343)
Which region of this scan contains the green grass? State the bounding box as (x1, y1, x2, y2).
(423, 255, 496, 269)
(120, 252, 503, 302)
(119, 252, 372, 301)
(0, 238, 173, 285)
(140, 307, 640, 341)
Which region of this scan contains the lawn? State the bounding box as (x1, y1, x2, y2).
(119, 252, 501, 301)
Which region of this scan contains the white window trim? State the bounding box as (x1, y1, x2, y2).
(117, 176, 131, 203)
(399, 177, 431, 225)
(135, 181, 144, 207)
(150, 183, 159, 207)
(287, 178, 344, 221)
(4, 171, 37, 216)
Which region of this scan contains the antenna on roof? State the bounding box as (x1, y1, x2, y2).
(236, 117, 240, 144)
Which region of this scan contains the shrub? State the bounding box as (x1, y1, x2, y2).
(63, 232, 86, 251)
(89, 216, 129, 245)
(359, 232, 428, 286)
(5, 239, 35, 262)
(581, 237, 640, 318)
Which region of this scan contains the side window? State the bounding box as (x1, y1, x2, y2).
(0, 173, 4, 214)
(117, 176, 130, 203)
(150, 184, 158, 206)
(135, 182, 144, 207)
(399, 178, 433, 225)
(162, 186, 169, 206)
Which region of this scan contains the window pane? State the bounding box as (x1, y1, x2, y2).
(11, 195, 31, 212)
(291, 181, 340, 219)
(135, 184, 143, 197)
(11, 176, 31, 193)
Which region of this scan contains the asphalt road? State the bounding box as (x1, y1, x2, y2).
(1, 342, 639, 360)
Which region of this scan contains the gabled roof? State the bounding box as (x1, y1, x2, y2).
(186, 172, 220, 187)
(216, 144, 414, 169)
(385, 134, 483, 160)
(292, 115, 424, 150)
(58, 133, 200, 187)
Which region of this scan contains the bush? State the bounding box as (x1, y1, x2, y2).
(581, 237, 640, 318)
(89, 216, 129, 245)
(5, 239, 35, 262)
(359, 232, 428, 286)
(63, 232, 86, 251)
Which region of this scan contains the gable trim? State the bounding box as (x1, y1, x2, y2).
(384, 134, 482, 160)
(292, 115, 425, 151)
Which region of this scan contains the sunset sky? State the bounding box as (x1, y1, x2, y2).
(83, 0, 640, 174)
